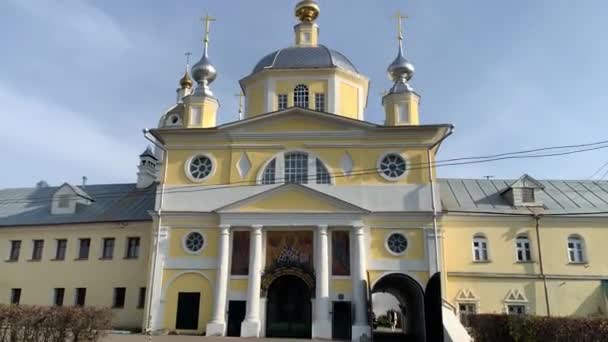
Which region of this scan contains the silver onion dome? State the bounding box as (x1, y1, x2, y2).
(388, 47, 415, 83)
(191, 53, 217, 96)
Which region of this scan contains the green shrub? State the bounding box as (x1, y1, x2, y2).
(468, 314, 608, 342)
(0, 305, 111, 342)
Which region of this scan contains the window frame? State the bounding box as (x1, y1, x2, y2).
(314, 93, 326, 112)
(182, 231, 206, 255)
(330, 230, 351, 276)
(31, 239, 44, 261)
(54, 288, 65, 306)
(185, 152, 216, 183)
(77, 238, 91, 260)
(385, 231, 409, 256)
(125, 237, 140, 259)
(458, 303, 477, 326)
(472, 235, 489, 262)
(521, 188, 535, 203)
(75, 288, 86, 307)
(567, 235, 586, 264)
(377, 152, 408, 181)
(284, 152, 309, 184)
(101, 238, 115, 260)
(10, 288, 21, 305)
(257, 151, 333, 185)
(293, 84, 309, 108)
(55, 239, 67, 261)
(507, 304, 526, 316)
(112, 287, 126, 309)
(515, 235, 532, 262)
(8, 240, 21, 261)
(277, 94, 288, 110)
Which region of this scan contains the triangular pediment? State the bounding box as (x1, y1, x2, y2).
(455, 289, 479, 302)
(215, 183, 368, 213)
(218, 107, 376, 133)
(510, 174, 544, 189)
(504, 289, 528, 303)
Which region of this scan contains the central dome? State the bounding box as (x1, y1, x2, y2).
(252, 45, 359, 74)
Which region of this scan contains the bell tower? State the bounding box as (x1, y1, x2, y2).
(184, 14, 220, 128)
(382, 12, 420, 126)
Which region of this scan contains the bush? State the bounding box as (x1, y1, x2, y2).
(468, 314, 608, 342)
(0, 305, 112, 342)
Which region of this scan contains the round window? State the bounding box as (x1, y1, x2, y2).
(184, 232, 205, 253)
(378, 153, 407, 180)
(188, 155, 213, 181)
(386, 233, 408, 255)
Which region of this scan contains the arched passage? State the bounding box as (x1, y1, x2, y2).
(372, 273, 426, 342)
(265, 274, 312, 338)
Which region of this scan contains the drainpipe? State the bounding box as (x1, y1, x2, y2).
(427, 126, 454, 274)
(143, 129, 168, 336)
(534, 214, 551, 316)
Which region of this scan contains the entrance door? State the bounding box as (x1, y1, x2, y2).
(175, 292, 200, 330)
(227, 300, 246, 337)
(266, 275, 312, 338)
(332, 301, 352, 340)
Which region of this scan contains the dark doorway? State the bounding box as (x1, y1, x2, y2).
(266, 275, 312, 338)
(175, 292, 200, 330)
(425, 273, 444, 342)
(227, 300, 246, 337)
(332, 301, 352, 340)
(372, 274, 426, 342)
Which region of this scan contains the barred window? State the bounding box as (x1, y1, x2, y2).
(316, 159, 331, 184)
(294, 84, 309, 108)
(262, 159, 276, 184)
(278, 94, 288, 110)
(285, 152, 309, 184)
(315, 93, 325, 111)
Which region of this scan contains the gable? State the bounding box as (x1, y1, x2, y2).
(504, 289, 528, 303)
(510, 174, 544, 189)
(216, 184, 367, 213)
(455, 289, 479, 302)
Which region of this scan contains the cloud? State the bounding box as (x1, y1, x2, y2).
(0, 82, 141, 186)
(7, 0, 131, 55)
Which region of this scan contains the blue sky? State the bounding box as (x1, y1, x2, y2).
(1, 0, 607, 188)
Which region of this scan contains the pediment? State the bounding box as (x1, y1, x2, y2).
(216, 183, 368, 213)
(504, 289, 528, 303)
(510, 174, 544, 189)
(455, 289, 479, 302)
(218, 107, 375, 133)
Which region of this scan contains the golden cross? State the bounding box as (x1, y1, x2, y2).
(201, 13, 216, 44)
(394, 11, 408, 41)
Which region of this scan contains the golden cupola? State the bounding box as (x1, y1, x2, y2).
(239, 0, 370, 121)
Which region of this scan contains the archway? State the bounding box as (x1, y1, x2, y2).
(265, 275, 312, 338)
(372, 273, 426, 342)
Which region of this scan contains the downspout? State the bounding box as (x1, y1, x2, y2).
(143, 129, 168, 336)
(427, 126, 454, 274)
(534, 214, 551, 316)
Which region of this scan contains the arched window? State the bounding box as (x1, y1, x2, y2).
(262, 159, 276, 184)
(285, 152, 309, 184)
(515, 235, 532, 262)
(294, 84, 309, 108)
(472, 235, 489, 262)
(567, 235, 585, 263)
(259, 152, 332, 185)
(316, 159, 331, 184)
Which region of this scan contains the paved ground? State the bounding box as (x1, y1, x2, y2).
(104, 334, 337, 342)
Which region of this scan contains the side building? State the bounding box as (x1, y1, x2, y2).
(442, 176, 608, 321)
(0, 152, 157, 330)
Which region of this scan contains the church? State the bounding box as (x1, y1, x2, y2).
(2, 1, 608, 342)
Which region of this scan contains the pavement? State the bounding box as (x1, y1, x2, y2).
(103, 334, 338, 342)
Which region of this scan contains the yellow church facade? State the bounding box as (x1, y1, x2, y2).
(1, 1, 607, 341)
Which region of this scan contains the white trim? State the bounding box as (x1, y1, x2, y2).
(377, 152, 409, 182)
(184, 152, 217, 183)
(160, 270, 214, 301)
(181, 230, 207, 255)
(472, 234, 490, 262)
(566, 234, 587, 264)
(370, 271, 424, 290)
(255, 149, 335, 185)
(220, 213, 364, 227)
(384, 231, 409, 256)
(514, 235, 533, 262)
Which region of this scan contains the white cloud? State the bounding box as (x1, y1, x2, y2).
(0, 83, 141, 185)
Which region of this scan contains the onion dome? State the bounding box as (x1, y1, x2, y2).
(179, 69, 193, 89)
(192, 15, 218, 96)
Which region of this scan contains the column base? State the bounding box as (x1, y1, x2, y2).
(312, 319, 332, 339)
(205, 321, 226, 337)
(240, 319, 261, 338)
(351, 324, 371, 342)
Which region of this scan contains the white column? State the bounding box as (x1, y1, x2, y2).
(351, 224, 371, 340)
(313, 225, 331, 339)
(206, 224, 231, 336)
(241, 225, 263, 337)
(148, 226, 169, 332)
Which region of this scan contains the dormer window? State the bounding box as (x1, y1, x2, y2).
(51, 183, 93, 215)
(58, 195, 70, 208)
(521, 188, 535, 203)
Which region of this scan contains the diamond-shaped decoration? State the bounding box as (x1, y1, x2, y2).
(341, 152, 353, 176)
(237, 152, 252, 179)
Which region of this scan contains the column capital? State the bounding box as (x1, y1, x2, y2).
(219, 224, 231, 234)
(251, 224, 263, 232)
(317, 224, 329, 232)
(352, 224, 365, 235)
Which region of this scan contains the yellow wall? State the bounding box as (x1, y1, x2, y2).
(161, 270, 215, 334)
(246, 85, 264, 116)
(230, 278, 249, 292)
(331, 279, 352, 295)
(275, 80, 328, 111)
(168, 228, 219, 258)
(370, 228, 425, 260)
(0, 222, 151, 329)
(339, 81, 359, 119)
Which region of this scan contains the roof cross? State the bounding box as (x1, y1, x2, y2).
(201, 13, 216, 56)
